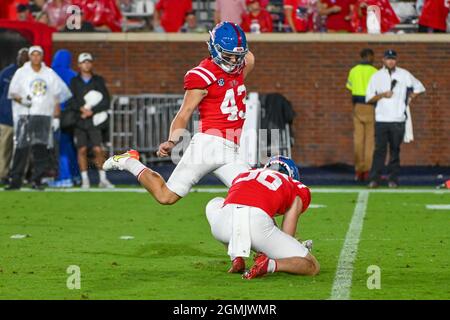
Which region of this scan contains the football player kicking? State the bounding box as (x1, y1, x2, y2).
(103, 22, 254, 204)
(205, 156, 320, 279)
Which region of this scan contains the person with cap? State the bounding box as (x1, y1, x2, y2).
(0, 48, 29, 185)
(346, 48, 378, 182)
(66, 52, 113, 189)
(6, 45, 72, 190)
(365, 49, 425, 188)
(241, 0, 273, 33)
(16, 3, 34, 22)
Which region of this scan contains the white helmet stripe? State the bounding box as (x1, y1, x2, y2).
(186, 70, 212, 85)
(195, 67, 217, 81)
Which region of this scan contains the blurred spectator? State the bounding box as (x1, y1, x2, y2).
(17, 3, 35, 22)
(346, 48, 378, 182)
(50, 49, 81, 188)
(0, 48, 29, 185)
(418, 0, 449, 33)
(42, 0, 71, 31)
(118, 0, 133, 12)
(351, 0, 399, 33)
(2, 0, 28, 20)
(6, 46, 72, 190)
(319, 0, 355, 32)
(36, 11, 52, 26)
(214, 0, 247, 25)
(180, 11, 207, 33)
(153, 0, 192, 32)
(29, 0, 48, 17)
(284, 0, 316, 32)
(416, 0, 424, 13)
(72, 0, 123, 32)
(66, 53, 113, 189)
(259, 0, 269, 7)
(241, 0, 273, 33)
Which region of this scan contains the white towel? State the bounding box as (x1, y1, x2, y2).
(404, 105, 414, 143)
(83, 90, 108, 127)
(227, 205, 251, 258)
(84, 90, 103, 108)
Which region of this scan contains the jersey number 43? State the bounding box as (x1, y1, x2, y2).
(220, 84, 246, 121)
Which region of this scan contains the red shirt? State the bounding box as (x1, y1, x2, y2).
(284, 0, 311, 32)
(155, 0, 192, 32)
(224, 168, 312, 217)
(323, 0, 355, 32)
(184, 58, 246, 144)
(419, 0, 450, 31)
(241, 9, 273, 32)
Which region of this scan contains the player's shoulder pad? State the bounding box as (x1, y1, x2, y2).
(184, 62, 218, 90)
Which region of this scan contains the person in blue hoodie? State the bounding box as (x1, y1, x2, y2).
(0, 48, 29, 184)
(50, 49, 81, 187)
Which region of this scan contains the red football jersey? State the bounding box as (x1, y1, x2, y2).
(224, 168, 312, 217)
(184, 58, 246, 144)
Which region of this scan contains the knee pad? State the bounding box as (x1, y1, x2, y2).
(205, 197, 225, 223)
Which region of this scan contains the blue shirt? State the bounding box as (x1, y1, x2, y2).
(0, 64, 18, 126)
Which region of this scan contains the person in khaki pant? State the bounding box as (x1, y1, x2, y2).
(0, 48, 29, 183)
(0, 125, 13, 181)
(346, 49, 378, 182)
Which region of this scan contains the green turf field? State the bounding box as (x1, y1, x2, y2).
(0, 188, 449, 300)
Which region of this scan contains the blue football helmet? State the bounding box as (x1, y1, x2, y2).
(208, 21, 249, 74)
(264, 155, 300, 181)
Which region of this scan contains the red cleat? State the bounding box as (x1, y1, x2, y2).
(126, 149, 140, 160)
(228, 257, 245, 273)
(242, 253, 270, 279)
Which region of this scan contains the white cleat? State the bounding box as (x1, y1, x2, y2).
(81, 182, 90, 189)
(103, 150, 140, 171)
(99, 179, 115, 189)
(302, 239, 313, 252)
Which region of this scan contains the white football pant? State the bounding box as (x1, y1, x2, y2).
(166, 133, 249, 197)
(205, 197, 309, 260)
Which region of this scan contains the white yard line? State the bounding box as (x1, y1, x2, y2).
(426, 204, 450, 210)
(330, 191, 370, 300)
(309, 204, 327, 208)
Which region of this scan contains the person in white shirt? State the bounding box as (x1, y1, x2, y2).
(5, 46, 72, 190)
(365, 49, 425, 188)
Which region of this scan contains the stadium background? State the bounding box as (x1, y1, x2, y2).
(53, 33, 450, 167)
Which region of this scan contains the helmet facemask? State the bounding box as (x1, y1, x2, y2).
(264, 156, 301, 181)
(208, 29, 248, 74)
(264, 161, 294, 179)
